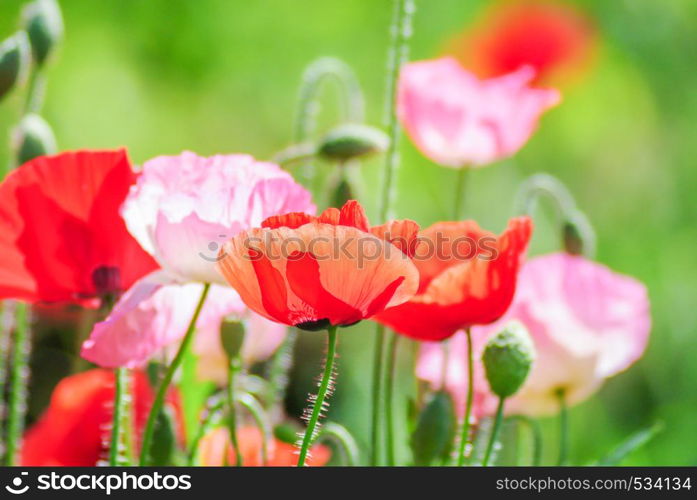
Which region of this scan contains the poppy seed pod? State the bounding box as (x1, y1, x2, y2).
(13, 113, 57, 166)
(317, 123, 389, 162)
(482, 321, 535, 398)
(23, 0, 64, 66)
(0, 32, 30, 102)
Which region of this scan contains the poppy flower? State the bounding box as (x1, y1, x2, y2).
(375, 217, 532, 341)
(398, 57, 560, 167)
(121, 151, 315, 285)
(0, 150, 158, 305)
(198, 427, 331, 467)
(473, 252, 651, 415)
(216, 200, 420, 331)
(451, 0, 596, 85)
(80, 270, 286, 376)
(21, 369, 180, 466)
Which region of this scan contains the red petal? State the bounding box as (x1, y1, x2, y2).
(318, 207, 340, 225)
(285, 251, 363, 326)
(249, 249, 293, 324)
(338, 200, 370, 231)
(370, 219, 420, 258)
(365, 276, 406, 318)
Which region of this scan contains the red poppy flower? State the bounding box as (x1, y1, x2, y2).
(375, 217, 532, 341)
(216, 200, 420, 331)
(21, 369, 180, 466)
(450, 0, 595, 85)
(198, 427, 331, 467)
(0, 150, 159, 305)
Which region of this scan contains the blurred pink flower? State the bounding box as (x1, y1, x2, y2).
(122, 152, 315, 284)
(81, 271, 286, 372)
(417, 331, 499, 420)
(472, 252, 651, 415)
(398, 57, 560, 167)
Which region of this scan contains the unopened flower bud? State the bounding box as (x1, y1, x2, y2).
(410, 391, 456, 465)
(13, 113, 57, 166)
(0, 32, 30, 102)
(482, 321, 535, 399)
(23, 0, 63, 66)
(562, 209, 595, 258)
(317, 123, 389, 162)
(220, 320, 246, 359)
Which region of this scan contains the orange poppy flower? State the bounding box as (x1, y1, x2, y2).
(216, 200, 419, 331)
(198, 427, 331, 467)
(375, 217, 532, 341)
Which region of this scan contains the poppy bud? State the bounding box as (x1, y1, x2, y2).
(147, 405, 178, 466)
(562, 209, 596, 258)
(220, 320, 246, 359)
(317, 123, 389, 162)
(410, 391, 456, 465)
(13, 113, 57, 166)
(482, 321, 535, 399)
(0, 32, 30, 102)
(23, 0, 63, 66)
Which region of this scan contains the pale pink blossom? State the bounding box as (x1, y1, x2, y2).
(122, 152, 315, 284)
(479, 253, 650, 415)
(81, 271, 286, 372)
(398, 57, 560, 167)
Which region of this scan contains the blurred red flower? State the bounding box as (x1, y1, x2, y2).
(375, 217, 532, 341)
(21, 369, 179, 466)
(449, 0, 596, 85)
(0, 150, 158, 305)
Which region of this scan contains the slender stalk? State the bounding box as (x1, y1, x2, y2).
(453, 167, 470, 220)
(482, 397, 506, 466)
(297, 325, 338, 467)
(384, 332, 399, 466)
(236, 393, 270, 466)
(5, 302, 29, 466)
(511, 415, 542, 466)
(187, 397, 225, 465)
(226, 356, 243, 466)
(456, 327, 474, 466)
(109, 367, 129, 466)
(371, 0, 415, 467)
(318, 422, 360, 466)
(440, 338, 450, 388)
(266, 329, 297, 410)
(140, 283, 210, 465)
(23, 67, 46, 115)
(556, 388, 569, 466)
(370, 323, 386, 465)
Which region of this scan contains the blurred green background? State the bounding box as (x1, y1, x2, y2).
(1, 0, 696, 465)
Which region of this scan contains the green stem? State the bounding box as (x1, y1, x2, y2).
(511, 415, 542, 466)
(384, 332, 399, 466)
(453, 167, 470, 220)
(297, 325, 338, 467)
(139, 283, 210, 465)
(318, 422, 360, 466)
(187, 397, 225, 466)
(236, 393, 271, 466)
(23, 67, 46, 115)
(370, 323, 386, 465)
(456, 327, 474, 466)
(226, 356, 243, 466)
(266, 329, 297, 410)
(109, 367, 129, 466)
(5, 302, 29, 466)
(482, 397, 506, 466)
(557, 388, 569, 466)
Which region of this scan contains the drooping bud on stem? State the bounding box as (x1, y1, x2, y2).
(0, 32, 30, 102)
(317, 123, 389, 162)
(13, 113, 57, 165)
(23, 0, 64, 67)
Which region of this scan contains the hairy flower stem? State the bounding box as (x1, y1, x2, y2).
(372, 0, 414, 467)
(456, 327, 475, 466)
(297, 325, 338, 467)
(5, 302, 29, 466)
(139, 283, 210, 465)
(384, 333, 399, 466)
(482, 397, 506, 466)
(557, 388, 569, 465)
(109, 367, 130, 465)
(226, 356, 243, 466)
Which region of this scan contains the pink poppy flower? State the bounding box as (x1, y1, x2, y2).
(81, 271, 286, 371)
(398, 57, 560, 167)
(122, 152, 315, 284)
(435, 253, 649, 416)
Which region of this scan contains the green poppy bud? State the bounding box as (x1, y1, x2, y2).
(410, 391, 456, 466)
(220, 320, 246, 359)
(482, 321, 535, 399)
(0, 32, 30, 102)
(13, 113, 57, 166)
(23, 0, 63, 66)
(317, 123, 389, 162)
(562, 209, 596, 258)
